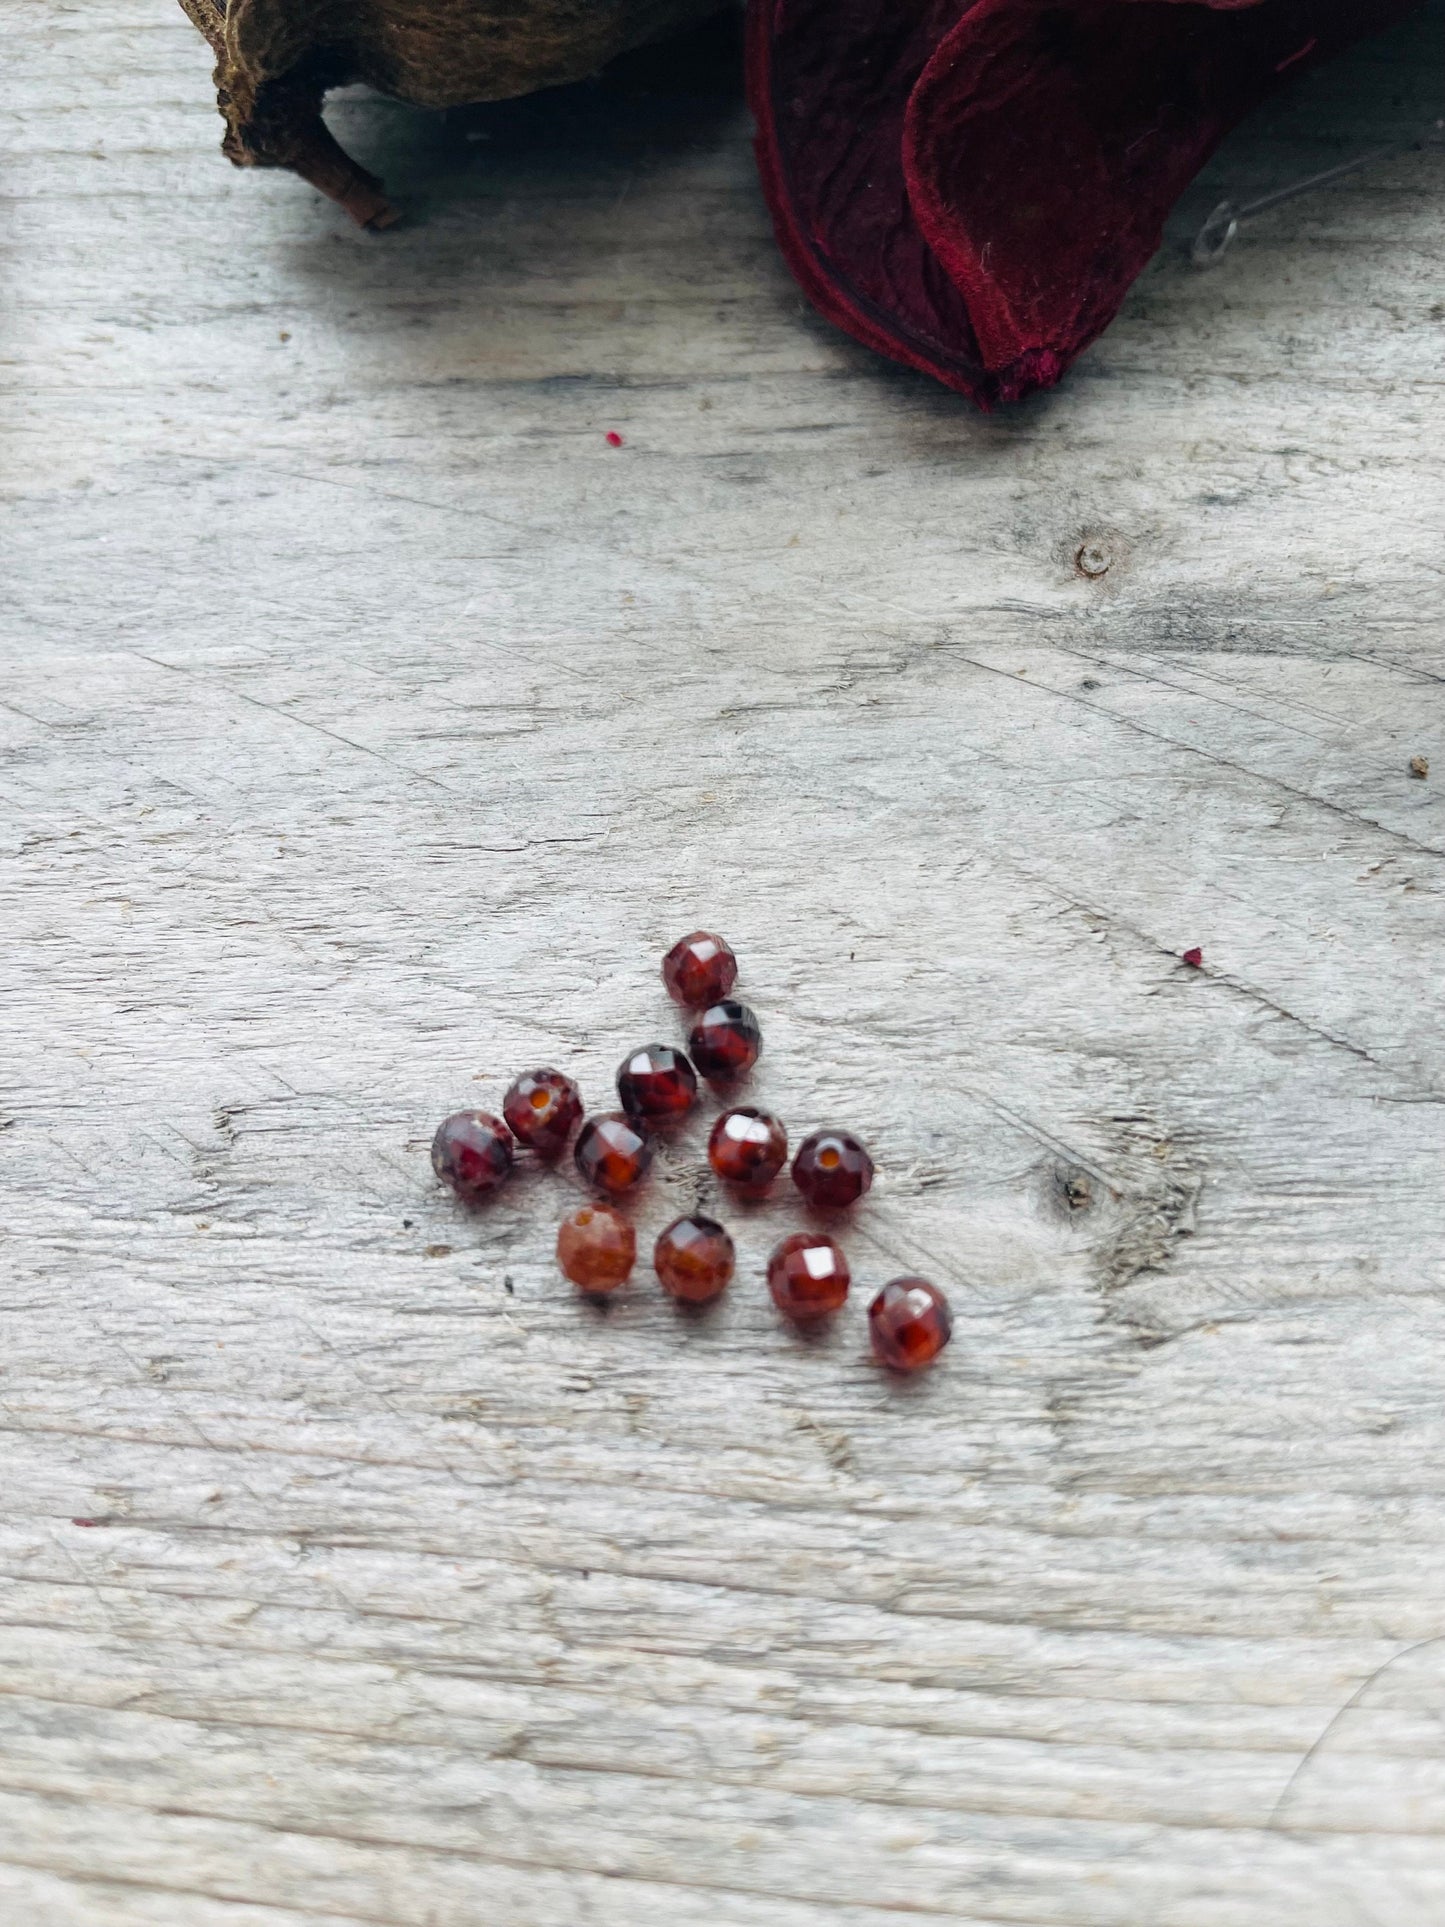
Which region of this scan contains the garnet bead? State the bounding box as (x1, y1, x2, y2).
(708, 1107, 788, 1190)
(791, 1129, 874, 1209)
(662, 930, 738, 1007)
(654, 1213, 735, 1303)
(868, 1277, 952, 1372)
(503, 1068, 582, 1158)
(574, 1112, 653, 1196)
(431, 1111, 513, 1200)
(617, 1044, 698, 1121)
(767, 1231, 850, 1320)
(688, 1000, 762, 1081)
(557, 1203, 636, 1294)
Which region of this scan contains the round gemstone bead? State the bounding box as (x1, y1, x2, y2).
(688, 1000, 762, 1081)
(662, 930, 738, 1007)
(574, 1112, 654, 1196)
(868, 1277, 952, 1372)
(708, 1107, 788, 1190)
(431, 1111, 513, 1200)
(617, 1044, 698, 1121)
(503, 1068, 582, 1158)
(556, 1203, 636, 1294)
(767, 1231, 850, 1320)
(791, 1129, 874, 1209)
(653, 1213, 735, 1304)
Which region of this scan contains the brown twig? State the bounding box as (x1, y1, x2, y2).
(178, 1, 399, 230)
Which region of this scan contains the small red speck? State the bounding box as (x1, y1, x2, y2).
(605, 431, 625, 448)
(1182, 947, 1203, 968)
(71, 1518, 100, 1528)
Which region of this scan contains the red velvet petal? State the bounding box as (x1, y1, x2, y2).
(749, 0, 1421, 405)
(749, 0, 992, 394)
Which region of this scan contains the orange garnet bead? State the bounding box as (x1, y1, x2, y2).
(617, 1044, 698, 1121)
(431, 1111, 513, 1200)
(688, 1001, 762, 1081)
(791, 1128, 873, 1209)
(767, 1231, 850, 1319)
(662, 930, 738, 1007)
(503, 1068, 582, 1159)
(574, 1112, 653, 1196)
(708, 1107, 788, 1190)
(868, 1278, 952, 1372)
(557, 1203, 636, 1294)
(653, 1213, 735, 1304)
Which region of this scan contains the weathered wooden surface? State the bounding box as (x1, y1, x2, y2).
(4, 4, 1445, 1921)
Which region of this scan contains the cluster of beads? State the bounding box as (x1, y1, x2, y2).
(431, 931, 952, 1373)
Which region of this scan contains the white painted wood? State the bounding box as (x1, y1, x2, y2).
(3, 3, 1445, 1921)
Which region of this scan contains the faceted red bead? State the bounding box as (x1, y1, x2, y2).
(574, 1111, 653, 1196)
(662, 930, 738, 1007)
(557, 1202, 636, 1293)
(791, 1129, 874, 1209)
(654, 1213, 735, 1303)
(708, 1108, 788, 1190)
(503, 1068, 582, 1158)
(431, 1111, 513, 1200)
(868, 1277, 952, 1372)
(767, 1231, 850, 1319)
(688, 1001, 762, 1081)
(617, 1044, 698, 1121)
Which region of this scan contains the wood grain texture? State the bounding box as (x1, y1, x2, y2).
(3, 4, 1445, 1921)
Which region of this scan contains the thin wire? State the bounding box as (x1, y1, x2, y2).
(1191, 124, 1440, 267)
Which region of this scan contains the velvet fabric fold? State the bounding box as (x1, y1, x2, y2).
(748, 0, 1420, 404)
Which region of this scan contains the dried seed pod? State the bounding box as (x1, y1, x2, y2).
(178, 0, 720, 226)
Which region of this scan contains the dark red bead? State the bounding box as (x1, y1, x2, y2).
(662, 930, 738, 1007)
(688, 1001, 761, 1081)
(791, 1129, 873, 1209)
(767, 1231, 850, 1319)
(574, 1111, 653, 1196)
(503, 1068, 582, 1158)
(654, 1213, 735, 1303)
(431, 1111, 513, 1200)
(868, 1277, 952, 1372)
(557, 1203, 636, 1293)
(617, 1044, 697, 1121)
(708, 1108, 787, 1190)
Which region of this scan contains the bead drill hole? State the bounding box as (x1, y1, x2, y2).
(819, 1146, 841, 1169)
(530, 1089, 550, 1110)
